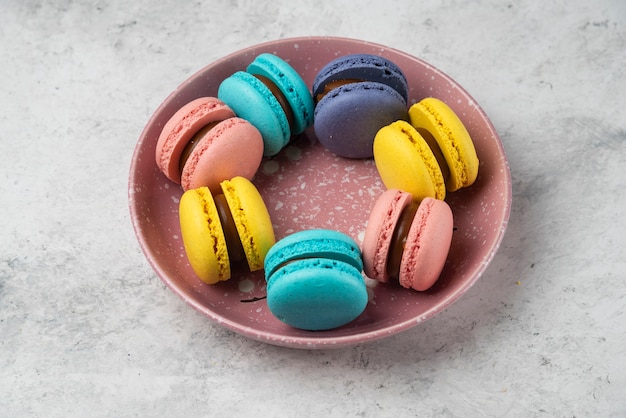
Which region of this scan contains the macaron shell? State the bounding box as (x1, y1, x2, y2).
(409, 97, 479, 192)
(312, 53, 409, 103)
(220, 177, 275, 271)
(218, 71, 289, 157)
(266, 258, 368, 331)
(399, 197, 453, 291)
(314, 82, 408, 158)
(246, 53, 314, 134)
(374, 120, 446, 201)
(180, 117, 263, 194)
(178, 187, 230, 284)
(361, 189, 412, 282)
(264, 229, 363, 279)
(155, 97, 235, 183)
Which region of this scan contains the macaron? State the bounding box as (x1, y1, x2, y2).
(264, 229, 368, 331)
(155, 97, 264, 194)
(179, 176, 275, 284)
(362, 189, 454, 291)
(312, 54, 409, 159)
(408, 97, 479, 192)
(218, 53, 314, 157)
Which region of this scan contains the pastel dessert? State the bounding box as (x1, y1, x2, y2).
(374, 97, 478, 201)
(218, 53, 314, 157)
(408, 97, 479, 192)
(362, 189, 453, 291)
(312, 54, 409, 158)
(179, 176, 275, 284)
(264, 229, 368, 331)
(155, 97, 263, 194)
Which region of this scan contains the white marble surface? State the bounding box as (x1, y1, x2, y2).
(2, 0, 625, 416)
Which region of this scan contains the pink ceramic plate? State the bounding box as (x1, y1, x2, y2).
(129, 37, 511, 349)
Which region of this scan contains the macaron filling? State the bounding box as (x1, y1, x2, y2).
(268, 250, 358, 286)
(415, 127, 451, 185)
(178, 120, 222, 175)
(386, 202, 419, 279)
(213, 193, 246, 265)
(253, 74, 295, 132)
(314, 78, 363, 102)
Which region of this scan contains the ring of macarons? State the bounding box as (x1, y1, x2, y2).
(154, 52, 480, 331)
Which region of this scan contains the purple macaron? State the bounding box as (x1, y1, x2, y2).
(312, 54, 409, 159)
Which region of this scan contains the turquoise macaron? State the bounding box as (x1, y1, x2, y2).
(264, 229, 368, 331)
(218, 53, 314, 157)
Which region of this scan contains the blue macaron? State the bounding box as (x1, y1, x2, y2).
(312, 54, 409, 159)
(218, 53, 314, 157)
(312, 53, 409, 103)
(264, 229, 368, 331)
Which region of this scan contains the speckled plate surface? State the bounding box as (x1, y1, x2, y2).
(129, 36, 511, 349)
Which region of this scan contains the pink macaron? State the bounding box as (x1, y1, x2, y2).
(155, 97, 263, 193)
(362, 189, 454, 291)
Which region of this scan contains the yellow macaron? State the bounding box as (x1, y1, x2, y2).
(221, 176, 275, 272)
(179, 176, 275, 284)
(408, 97, 479, 192)
(374, 120, 446, 201)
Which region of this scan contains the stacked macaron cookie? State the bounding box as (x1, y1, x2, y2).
(218, 53, 315, 157)
(361, 191, 454, 292)
(264, 230, 368, 331)
(312, 54, 410, 158)
(374, 97, 479, 202)
(179, 177, 275, 284)
(155, 97, 264, 194)
(153, 50, 480, 331)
